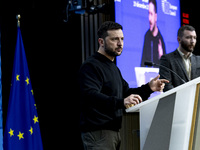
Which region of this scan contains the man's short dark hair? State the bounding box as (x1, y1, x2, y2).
(149, 0, 157, 13)
(177, 25, 195, 38)
(97, 21, 123, 39)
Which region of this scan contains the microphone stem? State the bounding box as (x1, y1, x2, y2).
(154, 63, 186, 84)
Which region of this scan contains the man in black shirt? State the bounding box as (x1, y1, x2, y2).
(141, 0, 166, 66)
(79, 21, 168, 150)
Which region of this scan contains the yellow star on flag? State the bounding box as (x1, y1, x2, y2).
(31, 89, 34, 95)
(17, 131, 24, 140)
(33, 115, 39, 124)
(8, 128, 14, 137)
(34, 104, 37, 109)
(29, 126, 33, 135)
(25, 77, 30, 85)
(16, 75, 20, 81)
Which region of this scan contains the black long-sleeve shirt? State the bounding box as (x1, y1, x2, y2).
(79, 52, 153, 132)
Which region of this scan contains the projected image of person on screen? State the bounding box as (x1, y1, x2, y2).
(141, 0, 166, 67)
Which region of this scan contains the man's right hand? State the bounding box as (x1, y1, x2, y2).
(124, 94, 143, 108)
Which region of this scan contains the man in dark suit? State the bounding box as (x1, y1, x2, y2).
(159, 25, 200, 92)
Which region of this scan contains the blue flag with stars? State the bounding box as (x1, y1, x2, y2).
(3, 27, 43, 150)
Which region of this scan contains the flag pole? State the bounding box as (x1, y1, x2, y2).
(16, 14, 21, 27)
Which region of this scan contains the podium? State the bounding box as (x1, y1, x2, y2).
(126, 76, 200, 150)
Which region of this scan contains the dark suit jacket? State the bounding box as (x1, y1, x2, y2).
(159, 49, 200, 92)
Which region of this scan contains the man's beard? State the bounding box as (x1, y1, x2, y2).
(104, 43, 122, 57)
(181, 40, 195, 53)
(150, 23, 155, 33)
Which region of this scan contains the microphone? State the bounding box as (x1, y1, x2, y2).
(144, 61, 186, 84)
(144, 61, 154, 66)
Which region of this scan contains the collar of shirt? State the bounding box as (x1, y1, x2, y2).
(177, 48, 192, 59)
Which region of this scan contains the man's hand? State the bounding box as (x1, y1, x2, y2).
(149, 75, 169, 92)
(124, 94, 143, 108)
(158, 39, 163, 59)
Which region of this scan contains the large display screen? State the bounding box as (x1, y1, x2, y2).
(115, 0, 181, 96)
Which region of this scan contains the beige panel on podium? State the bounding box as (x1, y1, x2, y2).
(189, 84, 200, 150)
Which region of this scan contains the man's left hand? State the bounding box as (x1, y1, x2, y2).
(149, 75, 169, 92)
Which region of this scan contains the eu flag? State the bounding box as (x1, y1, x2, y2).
(3, 27, 43, 150)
